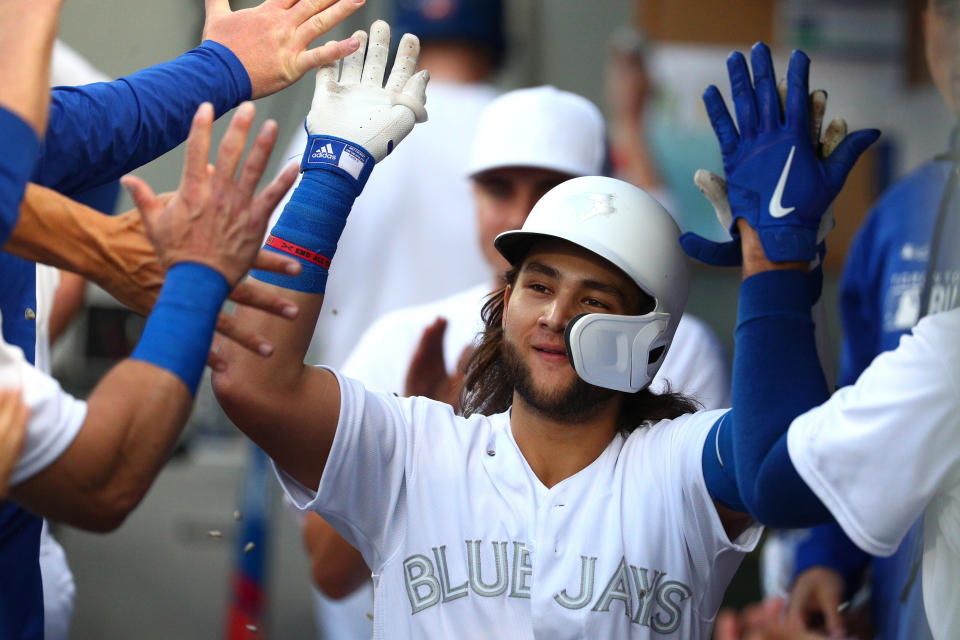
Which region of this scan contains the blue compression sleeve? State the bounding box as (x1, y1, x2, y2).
(36, 41, 250, 195)
(703, 270, 834, 526)
(250, 133, 374, 293)
(250, 169, 354, 293)
(131, 262, 229, 394)
(0, 107, 39, 245)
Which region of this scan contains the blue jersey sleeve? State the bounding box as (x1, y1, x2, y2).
(0, 107, 40, 246)
(35, 40, 251, 195)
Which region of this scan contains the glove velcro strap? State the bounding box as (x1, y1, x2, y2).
(301, 134, 375, 193)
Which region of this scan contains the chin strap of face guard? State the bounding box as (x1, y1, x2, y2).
(563, 312, 673, 393)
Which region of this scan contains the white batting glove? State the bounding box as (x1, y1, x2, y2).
(302, 20, 429, 183)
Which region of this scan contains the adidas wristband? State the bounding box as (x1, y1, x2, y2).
(131, 262, 229, 394)
(301, 133, 375, 193)
(251, 136, 363, 294)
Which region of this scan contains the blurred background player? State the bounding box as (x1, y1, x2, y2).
(272, 0, 505, 373)
(299, 85, 731, 638)
(784, 1, 959, 637)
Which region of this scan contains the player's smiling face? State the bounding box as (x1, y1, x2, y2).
(500, 238, 647, 421)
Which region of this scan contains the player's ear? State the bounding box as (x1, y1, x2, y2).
(502, 285, 512, 328)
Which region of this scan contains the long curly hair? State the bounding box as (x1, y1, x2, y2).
(460, 266, 701, 431)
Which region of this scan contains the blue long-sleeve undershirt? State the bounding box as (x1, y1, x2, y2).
(702, 269, 834, 527)
(34, 40, 251, 195)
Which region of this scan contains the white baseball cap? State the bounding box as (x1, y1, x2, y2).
(466, 86, 606, 178)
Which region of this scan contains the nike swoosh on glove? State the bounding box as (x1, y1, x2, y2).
(681, 42, 879, 264)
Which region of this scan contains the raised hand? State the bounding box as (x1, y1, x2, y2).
(404, 318, 473, 411)
(713, 599, 830, 640)
(122, 102, 302, 362)
(305, 20, 429, 164)
(785, 567, 848, 638)
(123, 102, 294, 286)
(682, 86, 851, 267)
(202, 0, 366, 99)
(684, 43, 878, 265)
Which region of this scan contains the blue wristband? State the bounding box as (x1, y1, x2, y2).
(250, 164, 357, 294)
(131, 262, 229, 394)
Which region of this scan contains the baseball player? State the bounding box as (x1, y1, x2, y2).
(706, 250, 960, 640)
(213, 28, 878, 638)
(299, 85, 731, 635)
(0, 100, 302, 630)
(783, 2, 959, 636)
(0, 2, 363, 636)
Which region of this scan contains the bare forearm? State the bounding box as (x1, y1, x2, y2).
(10, 360, 192, 531)
(213, 284, 339, 488)
(6, 184, 161, 314)
(0, 0, 62, 134)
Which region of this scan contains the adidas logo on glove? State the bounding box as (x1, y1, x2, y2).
(312, 142, 337, 161)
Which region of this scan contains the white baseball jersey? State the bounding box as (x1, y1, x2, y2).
(0, 312, 87, 486)
(274, 371, 760, 639)
(787, 307, 960, 640)
(343, 282, 731, 410)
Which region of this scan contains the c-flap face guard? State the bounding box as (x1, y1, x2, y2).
(563, 311, 672, 393)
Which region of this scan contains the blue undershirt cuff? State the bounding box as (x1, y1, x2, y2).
(198, 40, 253, 103)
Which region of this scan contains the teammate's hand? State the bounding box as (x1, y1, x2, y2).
(404, 318, 473, 411)
(0, 389, 29, 498)
(305, 20, 429, 163)
(122, 102, 303, 363)
(714, 599, 829, 640)
(785, 567, 847, 638)
(686, 42, 878, 264)
(606, 28, 652, 127)
(201, 0, 365, 100)
(682, 87, 851, 267)
(123, 102, 293, 286)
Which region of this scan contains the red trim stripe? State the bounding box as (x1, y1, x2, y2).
(265, 235, 330, 269)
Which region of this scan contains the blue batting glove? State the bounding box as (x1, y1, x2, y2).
(702, 43, 879, 263)
(679, 231, 742, 267)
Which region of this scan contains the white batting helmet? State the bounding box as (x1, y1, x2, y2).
(494, 176, 690, 392)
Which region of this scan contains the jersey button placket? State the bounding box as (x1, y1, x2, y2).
(549, 491, 567, 555)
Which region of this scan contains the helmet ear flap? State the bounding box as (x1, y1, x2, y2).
(563, 313, 589, 369)
(564, 312, 672, 393)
